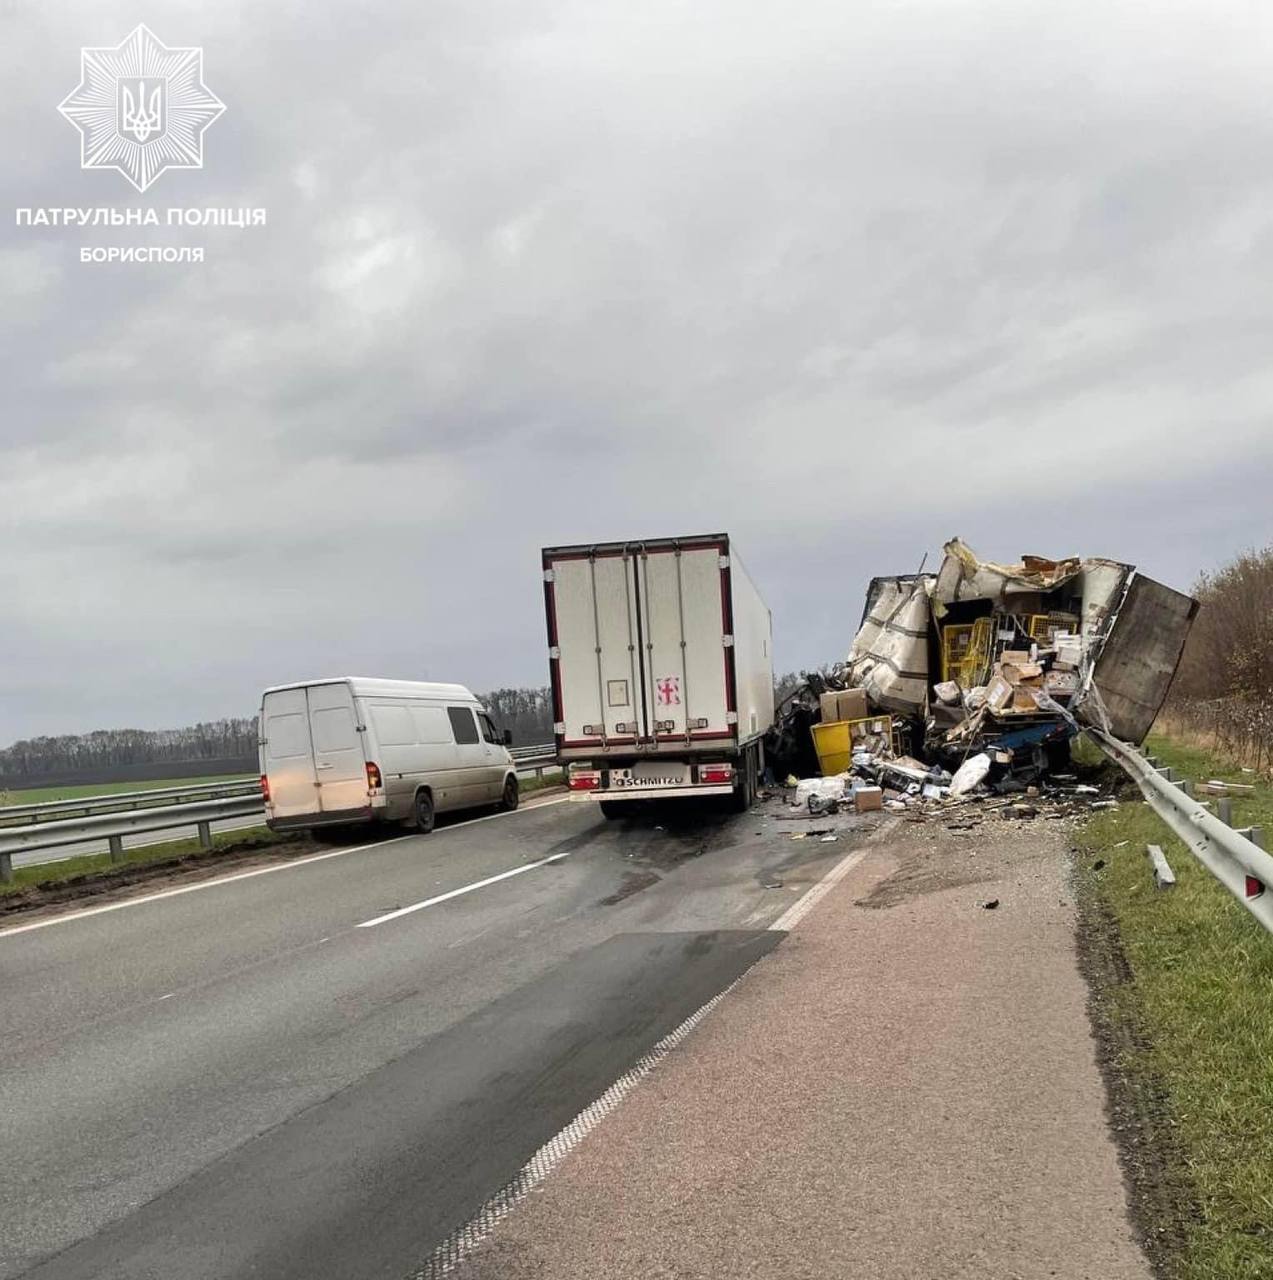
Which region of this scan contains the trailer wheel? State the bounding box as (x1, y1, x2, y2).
(500, 776, 520, 812)
(414, 789, 436, 833)
(730, 745, 757, 813)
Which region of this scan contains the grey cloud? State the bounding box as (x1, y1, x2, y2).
(1, 0, 1272, 741)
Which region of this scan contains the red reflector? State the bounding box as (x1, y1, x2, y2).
(1246, 875, 1265, 899)
(699, 764, 733, 785)
(366, 762, 383, 791)
(569, 770, 601, 791)
(260, 774, 271, 803)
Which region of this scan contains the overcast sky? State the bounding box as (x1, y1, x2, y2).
(2, 0, 1270, 742)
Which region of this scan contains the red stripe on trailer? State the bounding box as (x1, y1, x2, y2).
(720, 554, 738, 721)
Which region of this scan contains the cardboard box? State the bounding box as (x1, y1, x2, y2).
(1002, 661, 1043, 683)
(986, 674, 1014, 711)
(836, 688, 869, 723)
(819, 688, 869, 725)
(854, 785, 883, 813)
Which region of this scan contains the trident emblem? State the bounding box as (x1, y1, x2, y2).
(119, 78, 164, 142)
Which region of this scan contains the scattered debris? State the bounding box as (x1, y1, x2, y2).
(982, 898, 1000, 910)
(1092, 859, 1106, 871)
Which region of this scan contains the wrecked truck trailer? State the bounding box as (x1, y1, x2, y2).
(844, 539, 1199, 776)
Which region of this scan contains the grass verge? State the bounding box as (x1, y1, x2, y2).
(1074, 731, 1273, 1279)
(1, 825, 286, 896)
(0, 774, 250, 807)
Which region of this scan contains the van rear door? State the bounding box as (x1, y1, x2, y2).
(307, 682, 367, 813)
(262, 687, 319, 821)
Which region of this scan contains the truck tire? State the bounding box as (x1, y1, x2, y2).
(414, 789, 436, 833)
(730, 745, 757, 813)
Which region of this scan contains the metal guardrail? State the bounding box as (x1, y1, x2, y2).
(0, 795, 265, 882)
(0, 777, 259, 826)
(0, 746, 560, 882)
(1091, 729, 1273, 934)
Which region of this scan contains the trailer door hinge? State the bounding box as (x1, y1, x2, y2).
(718, 554, 730, 569)
(722, 634, 734, 647)
(726, 711, 738, 725)
(549, 646, 560, 659)
(543, 568, 556, 583)
(553, 721, 566, 735)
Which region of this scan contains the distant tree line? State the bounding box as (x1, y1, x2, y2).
(0, 719, 258, 781)
(1165, 545, 1273, 771)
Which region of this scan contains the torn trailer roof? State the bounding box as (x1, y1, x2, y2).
(846, 538, 1198, 746)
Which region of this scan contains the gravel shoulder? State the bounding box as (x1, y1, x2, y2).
(452, 813, 1153, 1280)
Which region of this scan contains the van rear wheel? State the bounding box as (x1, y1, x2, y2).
(414, 790, 436, 834)
(500, 776, 520, 812)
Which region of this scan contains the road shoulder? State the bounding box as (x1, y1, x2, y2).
(451, 816, 1153, 1280)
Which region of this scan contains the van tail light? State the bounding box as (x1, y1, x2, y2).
(568, 767, 601, 791)
(699, 763, 734, 785)
(260, 774, 271, 803)
(366, 762, 383, 792)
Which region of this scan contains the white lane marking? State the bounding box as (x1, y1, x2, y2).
(357, 850, 573, 928)
(409, 959, 764, 1279)
(0, 797, 571, 940)
(769, 846, 869, 932)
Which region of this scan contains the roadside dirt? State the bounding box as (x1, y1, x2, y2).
(1073, 859, 1201, 1277)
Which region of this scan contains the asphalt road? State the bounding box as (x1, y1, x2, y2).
(0, 793, 848, 1280)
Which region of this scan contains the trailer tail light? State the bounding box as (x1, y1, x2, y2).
(1246, 875, 1265, 900)
(260, 774, 271, 803)
(699, 763, 734, 785)
(366, 762, 383, 792)
(568, 767, 601, 791)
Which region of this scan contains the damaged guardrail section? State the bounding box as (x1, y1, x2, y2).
(1090, 728, 1273, 935)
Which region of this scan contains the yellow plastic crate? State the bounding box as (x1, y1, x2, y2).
(812, 715, 895, 776)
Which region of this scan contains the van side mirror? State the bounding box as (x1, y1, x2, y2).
(503, 729, 513, 746)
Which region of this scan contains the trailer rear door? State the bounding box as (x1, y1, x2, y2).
(1088, 574, 1199, 743)
(547, 543, 734, 751)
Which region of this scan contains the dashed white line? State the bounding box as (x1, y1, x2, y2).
(0, 797, 570, 940)
(357, 850, 574, 928)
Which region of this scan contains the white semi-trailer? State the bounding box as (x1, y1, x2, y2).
(542, 534, 775, 816)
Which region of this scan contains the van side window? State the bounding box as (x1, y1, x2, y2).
(478, 712, 501, 745)
(447, 706, 479, 745)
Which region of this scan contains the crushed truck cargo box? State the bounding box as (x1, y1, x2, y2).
(846, 575, 934, 715)
(844, 539, 1197, 746)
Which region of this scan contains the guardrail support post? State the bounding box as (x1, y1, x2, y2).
(1146, 844, 1176, 890)
(0, 852, 12, 884)
(1252, 826, 1266, 852)
(1217, 796, 1233, 826)
(197, 821, 213, 852)
(108, 835, 124, 864)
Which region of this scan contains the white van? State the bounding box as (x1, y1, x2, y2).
(258, 677, 519, 834)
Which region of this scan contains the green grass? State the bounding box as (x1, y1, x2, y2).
(0, 774, 251, 807)
(519, 769, 564, 794)
(0, 824, 284, 896)
(1076, 731, 1273, 1279)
